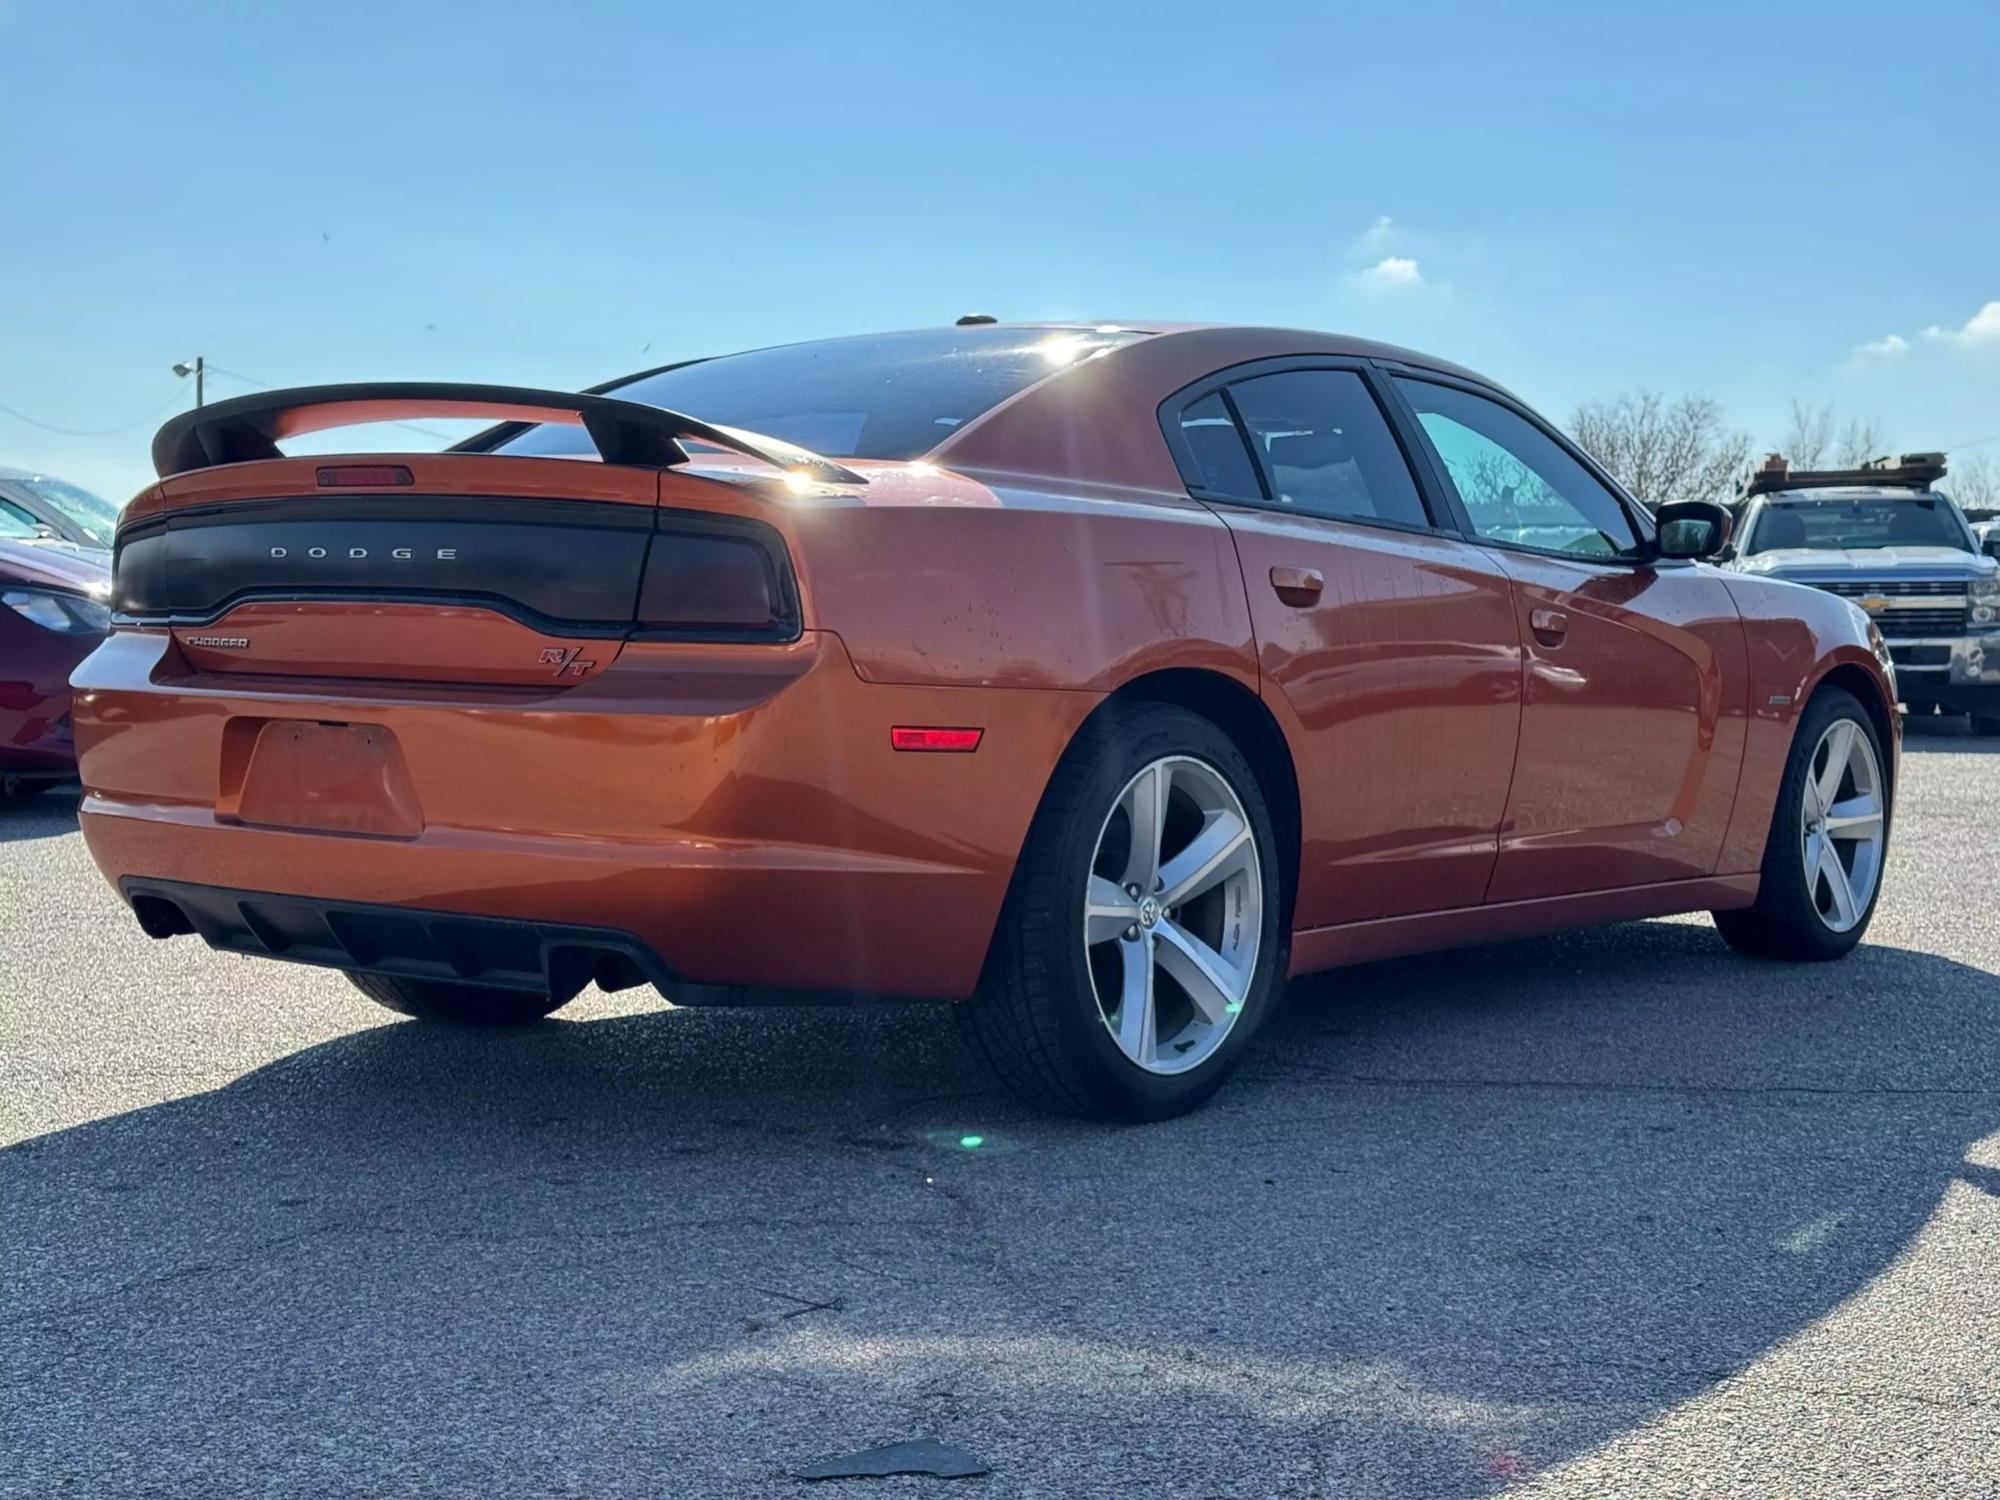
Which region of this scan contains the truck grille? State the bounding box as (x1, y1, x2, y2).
(1871, 607, 1966, 637)
(1795, 579, 1967, 638)
(1815, 580, 1966, 598)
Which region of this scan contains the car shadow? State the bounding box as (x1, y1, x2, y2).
(4, 921, 1998, 1495)
(0, 782, 79, 843)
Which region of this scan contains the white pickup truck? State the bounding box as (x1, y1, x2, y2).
(1728, 454, 2000, 735)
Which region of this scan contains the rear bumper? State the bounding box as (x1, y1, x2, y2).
(124, 877, 676, 1002)
(74, 629, 1096, 1000)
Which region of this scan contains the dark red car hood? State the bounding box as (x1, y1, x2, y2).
(0, 535, 112, 594)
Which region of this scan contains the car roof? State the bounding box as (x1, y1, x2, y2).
(982, 320, 1499, 385)
(469, 321, 1517, 494)
(928, 322, 1510, 492)
(1758, 488, 1948, 503)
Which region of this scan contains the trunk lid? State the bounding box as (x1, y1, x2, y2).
(118, 453, 807, 686)
(118, 454, 663, 686)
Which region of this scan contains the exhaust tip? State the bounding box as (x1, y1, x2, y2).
(130, 894, 195, 940)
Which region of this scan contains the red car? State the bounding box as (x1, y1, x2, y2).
(73, 323, 1897, 1119)
(1, 526, 110, 797)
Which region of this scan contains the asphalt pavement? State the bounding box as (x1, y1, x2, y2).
(5, 719, 1999, 1498)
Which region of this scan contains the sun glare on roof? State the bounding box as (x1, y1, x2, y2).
(1036, 334, 1091, 366)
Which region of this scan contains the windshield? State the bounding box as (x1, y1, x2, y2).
(491, 325, 1146, 463)
(12, 475, 120, 545)
(1746, 496, 1972, 555)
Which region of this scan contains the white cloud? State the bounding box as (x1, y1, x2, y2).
(1355, 255, 1424, 289)
(1922, 301, 2000, 345)
(1852, 333, 1909, 361)
(1340, 218, 1454, 299)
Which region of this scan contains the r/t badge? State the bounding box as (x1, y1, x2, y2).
(538, 646, 598, 678)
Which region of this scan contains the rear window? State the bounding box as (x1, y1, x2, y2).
(493, 326, 1147, 463)
(1747, 497, 1972, 554)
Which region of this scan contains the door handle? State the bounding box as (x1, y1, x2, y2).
(1270, 565, 1324, 607)
(1529, 607, 1569, 645)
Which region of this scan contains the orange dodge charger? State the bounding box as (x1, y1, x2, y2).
(74, 322, 1898, 1120)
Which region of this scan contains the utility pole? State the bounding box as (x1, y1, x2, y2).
(172, 356, 204, 407)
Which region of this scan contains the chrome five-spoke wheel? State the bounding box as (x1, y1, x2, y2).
(1713, 687, 1890, 963)
(1799, 715, 1885, 934)
(1084, 755, 1262, 1075)
(961, 702, 1280, 1119)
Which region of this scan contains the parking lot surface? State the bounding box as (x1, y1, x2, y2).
(5, 721, 1999, 1498)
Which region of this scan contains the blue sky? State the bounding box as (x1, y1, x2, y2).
(4, 0, 1998, 501)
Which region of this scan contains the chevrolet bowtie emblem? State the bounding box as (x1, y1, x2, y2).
(1857, 595, 1891, 613)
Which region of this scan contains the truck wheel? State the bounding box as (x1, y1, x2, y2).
(1713, 687, 1888, 961)
(346, 972, 567, 1026)
(959, 703, 1284, 1122)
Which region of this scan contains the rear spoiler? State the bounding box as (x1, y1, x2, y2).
(151, 382, 867, 486)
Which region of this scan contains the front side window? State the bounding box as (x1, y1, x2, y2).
(1396, 378, 1640, 559)
(1224, 370, 1431, 528)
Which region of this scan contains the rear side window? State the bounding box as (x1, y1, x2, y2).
(1225, 370, 1432, 528)
(492, 326, 1147, 462)
(1175, 392, 1262, 497)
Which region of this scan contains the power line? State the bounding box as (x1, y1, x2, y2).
(1943, 429, 2000, 455)
(0, 386, 188, 438)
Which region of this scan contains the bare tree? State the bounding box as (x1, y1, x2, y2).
(1568, 390, 1750, 507)
(1782, 400, 1886, 468)
(1947, 452, 1999, 517)
(1783, 400, 1836, 469)
(1835, 415, 1885, 467)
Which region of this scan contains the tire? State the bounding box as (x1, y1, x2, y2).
(959, 702, 1285, 1122)
(1971, 713, 2000, 738)
(346, 971, 567, 1026)
(0, 774, 60, 802)
(1713, 686, 1888, 961)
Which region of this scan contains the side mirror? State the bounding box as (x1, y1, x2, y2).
(1983, 533, 2000, 562)
(1654, 500, 1733, 561)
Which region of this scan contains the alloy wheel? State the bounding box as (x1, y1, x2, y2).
(1799, 718, 1885, 934)
(1084, 755, 1262, 1075)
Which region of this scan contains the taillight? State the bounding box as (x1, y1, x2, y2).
(316, 465, 414, 487)
(634, 514, 800, 642)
